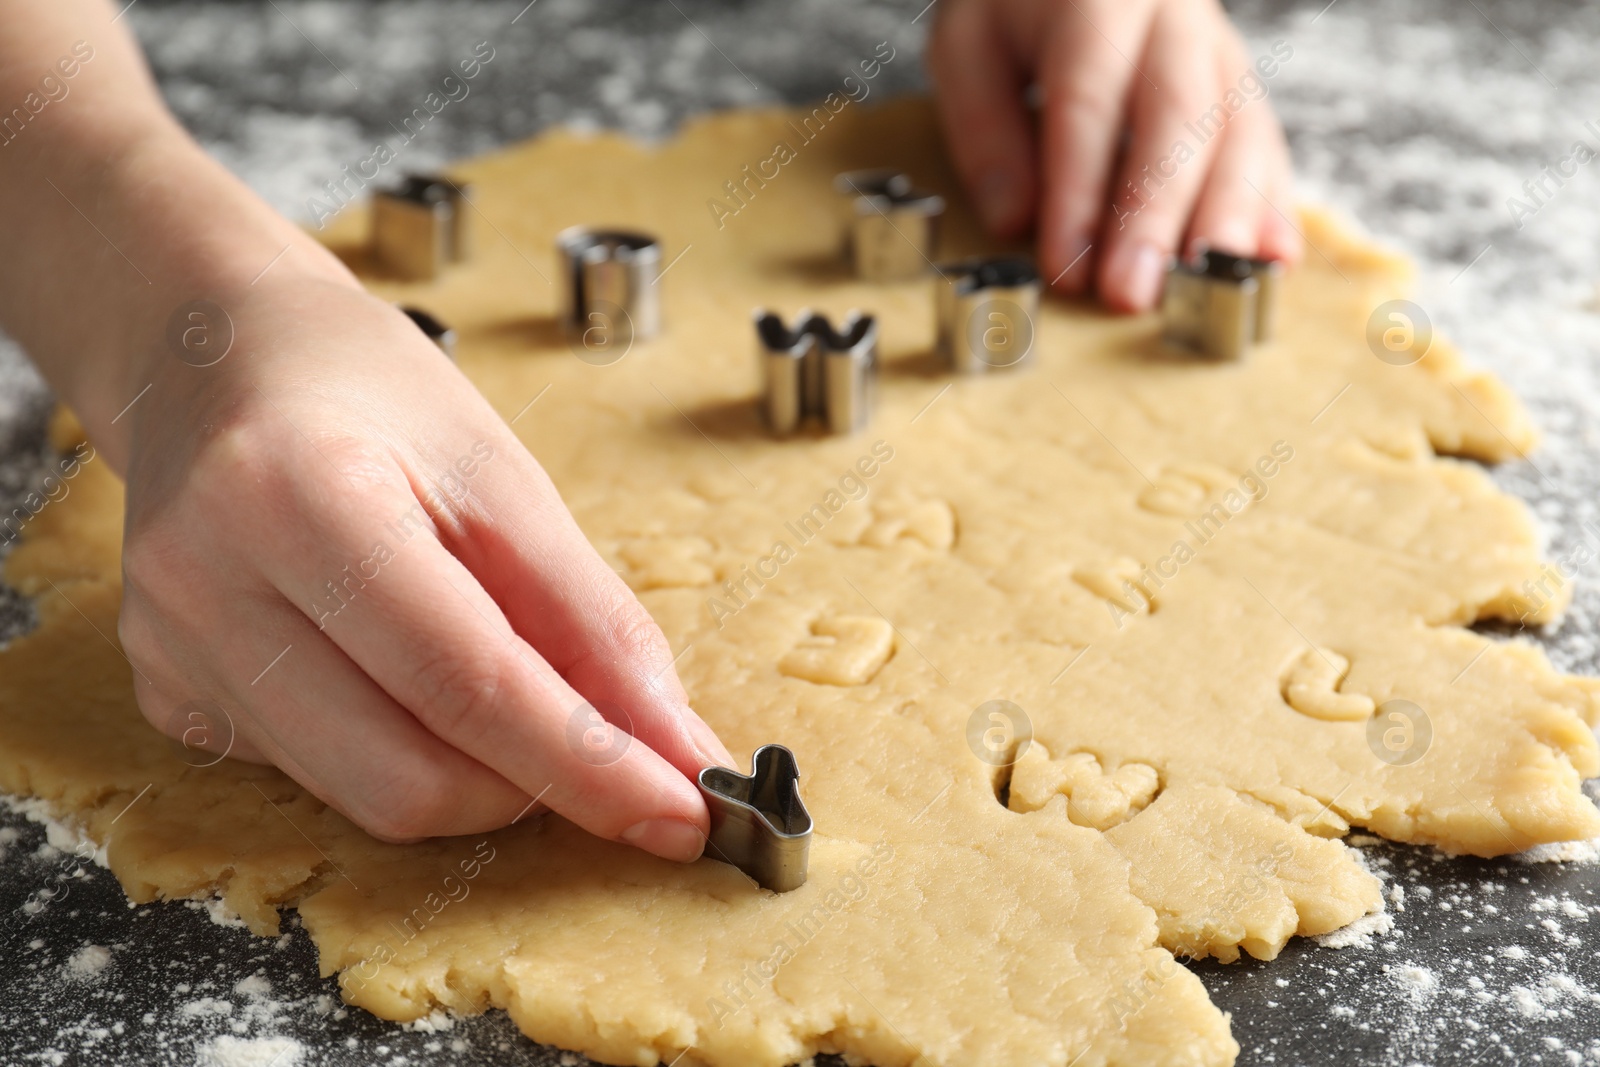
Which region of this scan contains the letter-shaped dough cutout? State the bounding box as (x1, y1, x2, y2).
(1281, 647, 1374, 722)
(779, 616, 894, 686)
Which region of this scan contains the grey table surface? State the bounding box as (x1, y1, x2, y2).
(4, 0, 1600, 1064)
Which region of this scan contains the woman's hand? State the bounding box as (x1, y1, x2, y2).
(928, 0, 1300, 311)
(119, 272, 733, 860)
(0, 0, 733, 863)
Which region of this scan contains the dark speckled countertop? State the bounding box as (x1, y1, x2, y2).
(3, 1, 1600, 1064)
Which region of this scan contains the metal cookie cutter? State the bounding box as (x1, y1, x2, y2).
(556, 227, 662, 345)
(372, 174, 472, 281)
(399, 306, 456, 359)
(834, 170, 945, 282)
(936, 257, 1042, 373)
(1161, 249, 1283, 361)
(698, 744, 813, 893)
(755, 309, 878, 436)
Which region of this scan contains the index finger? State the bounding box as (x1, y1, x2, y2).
(273, 463, 714, 864)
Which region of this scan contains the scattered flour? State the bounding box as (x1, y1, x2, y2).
(186, 896, 248, 929)
(1506, 976, 1591, 1022)
(1516, 837, 1600, 865)
(1, 794, 106, 867)
(64, 944, 112, 980)
(1315, 845, 1397, 950)
(1314, 907, 1397, 949)
(197, 1035, 304, 1067)
(1393, 964, 1438, 997)
(234, 975, 272, 1000)
(402, 1009, 457, 1033)
(182, 998, 235, 1020)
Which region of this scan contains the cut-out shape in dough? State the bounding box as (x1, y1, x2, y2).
(616, 537, 714, 591)
(858, 495, 955, 551)
(1008, 743, 1162, 830)
(1073, 557, 1157, 616)
(777, 615, 894, 686)
(1137, 463, 1238, 517)
(1281, 647, 1375, 722)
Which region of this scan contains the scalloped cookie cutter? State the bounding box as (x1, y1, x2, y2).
(1161, 248, 1283, 361)
(755, 308, 878, 436)
(698, 744, 813, 893)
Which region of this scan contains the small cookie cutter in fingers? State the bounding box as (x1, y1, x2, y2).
(371, 174, 472, 281)
(1161, 249, 1283, 361)
(755, 309, 878, 436)
(698, 744, 813, 893)
(556, 227, 663, 345)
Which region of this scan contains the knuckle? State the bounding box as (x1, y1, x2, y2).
(121, 527, 188, 605)
(191, 412, 398, 524)
(603, 602, 671, 666)
(1057, 88, 1123, 135)
(307, 434, 403, 498)
(188, 414, 288, 510)
(408, 644, 508, 745)
(116, 603, 162, 671)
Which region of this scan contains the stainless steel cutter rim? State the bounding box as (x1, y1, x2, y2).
(832, 168, 912, 200)
(943, 255, 1041, 295)
(392, 173, 468, 204)
(556, 226, 662, 266)
(697, 744, 813, 892)
(698, 744, 813, 840)
(754, 308, 877, 359)
(850, 188, 945, 217)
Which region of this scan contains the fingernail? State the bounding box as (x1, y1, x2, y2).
(684, 708, 736, 769)
(621, 818, 705, 863)
(977, 168, 1023, 233)
(1106, 241, 1167, 313)
(1205, 219, 1256, 258)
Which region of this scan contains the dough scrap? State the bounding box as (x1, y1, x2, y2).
(2, 98, 1598, 1067)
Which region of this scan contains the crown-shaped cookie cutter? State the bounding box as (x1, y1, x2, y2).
(698, 744, 813, 893)
(755, 309, 878, 436)
(1161, 248, 1282, 361)
(557, 227, 663, 344)
(936, 256, 1042, 373)
(372, 174, 472, 281)
(835, 169, 945, 281)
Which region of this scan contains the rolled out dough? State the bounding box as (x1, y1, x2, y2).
(2, 98, 1597, 1067)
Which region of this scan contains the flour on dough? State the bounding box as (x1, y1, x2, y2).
(2, 99, 1596, 1067)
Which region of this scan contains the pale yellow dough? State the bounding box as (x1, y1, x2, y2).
(3, 99, 1599, 1067)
